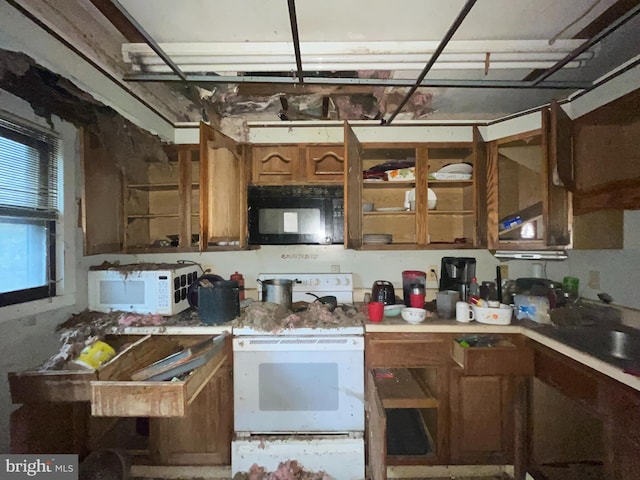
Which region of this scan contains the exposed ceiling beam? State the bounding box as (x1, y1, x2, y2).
(533, 2, 640, 85)
(88, 0, 145, 42)
(287, 0, 304, 84)
(385, 0, 478, 125)
(575, 0, 640, 38)
(109, 0, 188, 82)
(524, 0, 640, 83)
(123, 73, 590, 89)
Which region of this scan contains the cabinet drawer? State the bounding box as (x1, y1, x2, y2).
(367, 333, 448, 367)
(8, 335, 143, 403)
(91, 334, 227, 417)
(452, 336, 533, 376)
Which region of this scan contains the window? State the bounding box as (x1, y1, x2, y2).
(0, 113, 60, 307)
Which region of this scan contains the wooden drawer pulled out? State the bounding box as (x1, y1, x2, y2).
(452, 335, 533, 376)
(91, 334, 227, 417)
(8, 335, 143, 404)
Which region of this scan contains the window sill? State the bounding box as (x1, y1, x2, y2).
(0, 293, 76, 323)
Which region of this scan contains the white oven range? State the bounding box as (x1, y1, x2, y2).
(232, 272, 364, 479)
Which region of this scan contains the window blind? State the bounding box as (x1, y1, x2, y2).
(0, 114, 60, 220)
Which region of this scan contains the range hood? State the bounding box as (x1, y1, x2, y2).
(493, 250, 568, 260)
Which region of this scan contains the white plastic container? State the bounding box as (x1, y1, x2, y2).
(471, 303, 513, 325)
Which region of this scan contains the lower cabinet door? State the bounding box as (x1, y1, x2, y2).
(367, 369, 387, 480)
(449, 368, 515, 464)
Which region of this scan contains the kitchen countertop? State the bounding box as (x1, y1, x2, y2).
(108, 306, 640, 393)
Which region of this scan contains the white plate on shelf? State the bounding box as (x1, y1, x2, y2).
(437, 163, 473, 174)
(430, 172, 472, 181)
(375, 207, 405, 212)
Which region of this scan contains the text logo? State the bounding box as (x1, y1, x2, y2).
(0, 456, 77, 480)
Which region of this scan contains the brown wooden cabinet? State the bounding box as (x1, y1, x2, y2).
(366, 332, 534, 480)
(531, 342, 640, 480)
(486, 109, 571, 250)
(571, 88, 640, 214)
(83, 122, 250, 253)
(199, 122, 249, 250)
(81, 126, 125, 255)
(366, 332, 451, 479)
(449, 335, 533, 469)
(123, 145, 200, 252)
(251, 144, 344, 185)
(345, 126, 484, 250)
(8, 334, 233, 466)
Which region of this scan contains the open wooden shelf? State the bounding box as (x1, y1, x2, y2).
(364, 211, 414, 216)
(428, 180, 473, 187)
(428, 210, 474, 215)
(498, 214, 543, 236)
(128, 183, 199, 191)
(373, 368, 438, 409)
(363, 180, 415, 188)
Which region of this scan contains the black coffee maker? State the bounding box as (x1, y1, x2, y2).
(439, 257, 476, 302)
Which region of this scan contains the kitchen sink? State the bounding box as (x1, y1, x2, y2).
(536, 324, 640, 368)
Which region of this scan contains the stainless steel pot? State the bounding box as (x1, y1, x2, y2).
(258, 278, 295, 311)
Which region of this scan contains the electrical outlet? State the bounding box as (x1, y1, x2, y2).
(588, 270, 600, 289)
(499, 265, 509, 280)
(331, 265, 340, 273)
(427, 265, 439, 283)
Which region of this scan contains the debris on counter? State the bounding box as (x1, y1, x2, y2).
(117, 313, 164, 327)
(233, 460, 333, 480)
(232, 301, 365, 333)
(39, 330, 99, 371)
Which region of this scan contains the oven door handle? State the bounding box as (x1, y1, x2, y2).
(233, 336, 364, 352)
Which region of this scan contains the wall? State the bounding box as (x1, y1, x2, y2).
(0, 90, 83, 453)
(502, 211, 640, 311)
(86, 247, 500, 303)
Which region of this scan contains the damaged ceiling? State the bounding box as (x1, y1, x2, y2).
(4, 0, 640, 126)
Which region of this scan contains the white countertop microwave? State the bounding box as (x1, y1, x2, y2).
(88, 264, 200, 315)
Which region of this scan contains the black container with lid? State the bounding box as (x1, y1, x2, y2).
(198, 280, 240, 325)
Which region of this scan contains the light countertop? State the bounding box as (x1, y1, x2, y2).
(114, 311, 640, 393)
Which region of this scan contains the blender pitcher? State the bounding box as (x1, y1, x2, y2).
(402, 270, 426, 306)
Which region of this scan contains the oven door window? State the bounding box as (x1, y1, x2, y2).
(259, 362, 338, 411)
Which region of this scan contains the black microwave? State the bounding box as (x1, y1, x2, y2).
(248, 185, 344, 245)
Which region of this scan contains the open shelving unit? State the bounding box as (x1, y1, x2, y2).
(123, 147, 200, 253)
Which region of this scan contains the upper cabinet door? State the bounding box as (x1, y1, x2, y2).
(474, 127, 488, 249)
(344, 121, 363, 250)
(305, 145, 345, 183)
(81, 127, 124, 254)
(486, 109, 571, 250)
(487, 126, 546, 250)
(251, 145, 300, 184)
(200, 122, 248, 250)
(546, 106, 572, 247)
